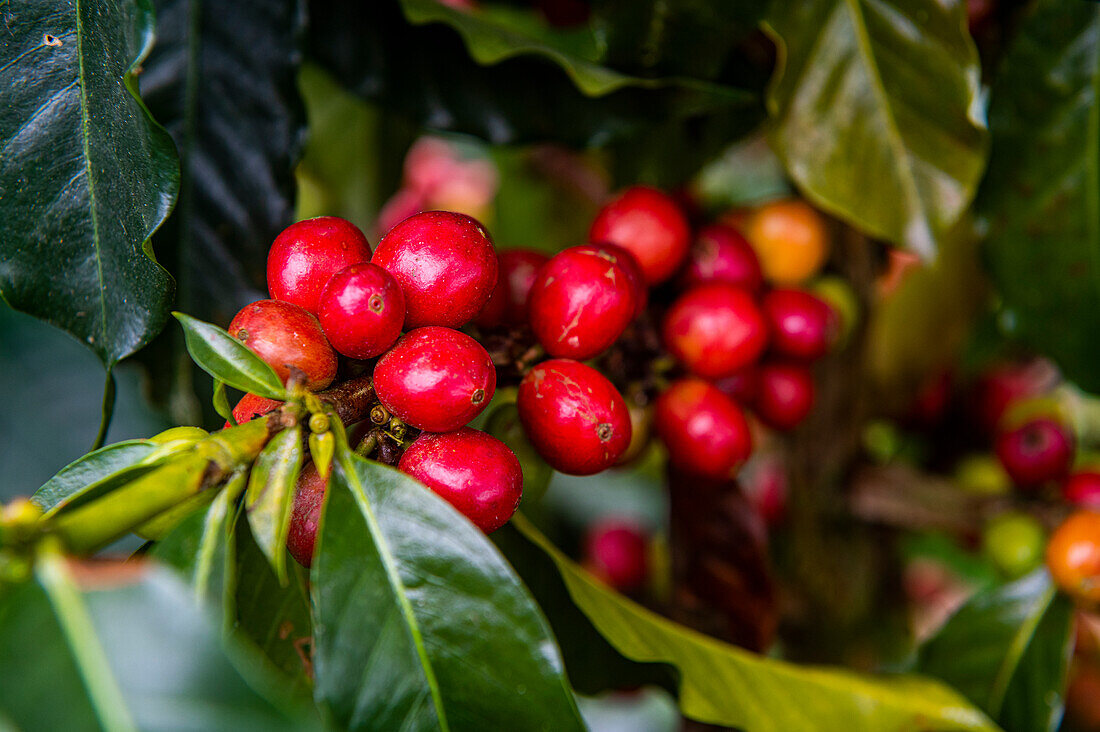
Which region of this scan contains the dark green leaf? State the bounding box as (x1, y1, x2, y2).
(307, 0, 761, 149)
(977, 0, 1100, 391)
(137, 0, 305, 421)
(0, 0, 178, 366)
(918, 571, 1074, 732)
(32, 440, 157, 515)
(245, 426, 303, 583)
(510, 516, 997, 730)
(764, 0, 988, 256)
(174, 312, 286, 399)
(0, 553, 316, 731)
(312, 452, 583, 731)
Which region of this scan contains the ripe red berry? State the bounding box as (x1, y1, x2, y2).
(1064, 471, 1100, 509)
(371, 211, 498, 329)
(973, 358, 1060, 432)
(754, 362, 816, 430)
(228, 299, 337, 390)
(399, 428, 523, 533)
(373, 327, 496, 432)
(585, 242, 647, 316)
(317, 263, 405, 359)
(583, 520, 649, 591)
(267, 216, 372, 314)
(654, 378, 752, 479)
(994, 417, 1074, 488)
(713, 366, 759, 405)
(680, 224, 763, 292)
(225, 393, 282, 429)
(589, 186, 690, 284)
(528, 245, 638, 360)
(287, 462, 327, 568)
(762, 289, 837, 361)
(474, 249, 553, 329)
(662, 283, 768, 379)
(517, 359, 631, 475)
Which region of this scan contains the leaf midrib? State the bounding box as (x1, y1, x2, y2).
(75, 0, 109, 355)
(341, 454, 450, 731)
(985, 584, 1056, 718)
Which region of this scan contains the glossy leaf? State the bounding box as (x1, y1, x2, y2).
(32, 440, 157, 515)
(0, 552, 316, 730)
(0, 0, 177, 366)
(174, 312, 286, 400)
(311, 451, 584, 731)
(213, 381, 233, 423)
(977, 0, 1100, 391)
(918, 571, 1074, 732)
(307, 0, 760, 149)
(510, 516, 997, 731)
(764, 0, 988, 256)
(245, 426, 303, 583)
(137, 0, 305, 419)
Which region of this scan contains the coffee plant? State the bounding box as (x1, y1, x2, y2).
(2, 1, 1100, 730)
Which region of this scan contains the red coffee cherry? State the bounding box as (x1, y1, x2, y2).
(225, 393, 282, 429)
(371, 210, 498, 329)
(267, 216, 372, 315)
(228, 299, 337, 390)
(583, 519, 649, 591)
(662, 283, 768, 379)
(973, 358, 1060, 432)
(528, 245, 638, 360)
(713, 366, 759, 405)
(374, 327, 496, 432)
(1064, 471, 1100, 509)
(399, 428, 523, 533)
(474, 249, 553, 329)
(318, 263, 405, 359)
(654, 378, 752, 479)
(589, 186, 690, 284)
(995, 417, 1075, 489)
(762, 289, 837, 361)
(680, 224, 763, 293)
(287, 462, 327, 568)
(754, 362, 816, 430)
(517, 359, 631, 475)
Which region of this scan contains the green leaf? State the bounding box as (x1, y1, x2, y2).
(174, 312, 286, 399)
(918, 571, 1074, 732)
(764, 0, 988, 256)
(0, 550, 317, 730)
(136, 0, 305, 422)
(213, 380, 233, 423)
(0, 0, 178, 367)
(977, 0, 1100, 392)
(509, 515, 997, 731)
(32, 440, 157, 515)
(312, 451, 584, 731)
(308, 0, 761, 149)
(245, 426, 303, 584)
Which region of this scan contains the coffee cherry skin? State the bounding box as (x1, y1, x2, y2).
(371, 211, 498, 329)
(228, 299, 337, 390)
(373, 327, 496, 432)
(762, 289, 837, 361)
(680, 224, 764, 293)
(974, 359, 1060, 432)
(754, 362, 816, 430)
(745, 200, 829, 286)
(318, 263, 405, 359)
(1065, 471, 1100, 509)
(585, 242, 647, 316)
(654, 378, 752, 479)
(662, 283, 769, 379)
(589, 186, 691, 284)
(1046, 511, 1100, 603)
(399, 428, 523, 534)
(226, 393, 282, 428)
(475, 249, 553, 329)
(528, 245, 639, 360)
(287, 462, 327, 568)
(583, 520, 649, 591)
(267, 216, 372, 315)
(713, 366, 760, 405)
(994, 417, 1074, 489)
(517, 359, 632, 476)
